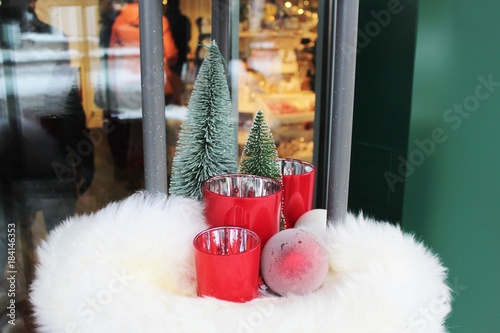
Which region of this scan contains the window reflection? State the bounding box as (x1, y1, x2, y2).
(0, 0, 95, 329)
(0, 5, 95, 229)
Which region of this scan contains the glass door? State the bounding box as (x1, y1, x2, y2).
(0, 0, 337, 330)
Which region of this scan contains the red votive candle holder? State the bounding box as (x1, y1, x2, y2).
(193, 226, 261, 302)
(278, 158, 316, 229)
(202, 174, 283, 246)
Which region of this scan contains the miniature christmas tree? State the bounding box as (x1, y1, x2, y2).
(169, 40, 237, 200)
(239, 110, 281, 182)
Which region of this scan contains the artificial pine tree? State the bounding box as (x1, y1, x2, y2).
(239, 110, 282, 182)
(169, 40, 237, 200)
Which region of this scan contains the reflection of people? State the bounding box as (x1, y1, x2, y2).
(0, 3, 93, 329)
(0, 0, 94, 232)
(195, 17, 212, 75)
(98, 0, 122, 48)
(109, 0, 178, 108)
(106, 0, 178, 184)
(300, 37, 316, 91)
(21, 0, 60, 34)
(164, 0, 191, 77)
(164, 0, 190, 105)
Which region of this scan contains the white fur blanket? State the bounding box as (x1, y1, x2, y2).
(31, 192, 451, 333)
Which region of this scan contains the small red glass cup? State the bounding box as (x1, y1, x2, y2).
(279, 158, 316, 229)
(193, 226, 261, 302)
(202, 174, 283, 246)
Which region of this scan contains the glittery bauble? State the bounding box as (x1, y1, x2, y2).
(261, 228, 329, 296)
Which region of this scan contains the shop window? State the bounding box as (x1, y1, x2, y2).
(0, 0, 320, 329)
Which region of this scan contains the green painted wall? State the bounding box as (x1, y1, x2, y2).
(403, 0, 500, 331)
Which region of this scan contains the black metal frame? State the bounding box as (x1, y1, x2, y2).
(138, 0, 168, 194)
(313, 0, 359, 222)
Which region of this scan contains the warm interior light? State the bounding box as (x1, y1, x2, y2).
(297, 8, 304, 15)
(284, 2, 292, 9)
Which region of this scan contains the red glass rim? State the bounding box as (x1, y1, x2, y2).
(193, 226, 261, 256)
(277, 158, 315, 176)
(202, 173, 283, 198)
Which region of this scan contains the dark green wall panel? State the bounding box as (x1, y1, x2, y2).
(349, 0, 418, 223)
(404, 0, 500, 331)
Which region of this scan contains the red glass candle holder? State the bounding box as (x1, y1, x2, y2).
(278, 158, 316, 229)
(193, 226, 261, 302)
(202, 174, 283, 246)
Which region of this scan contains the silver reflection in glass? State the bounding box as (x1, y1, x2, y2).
(196, 226, 260, 256)
(278, 158, 315, 176)
(203, 174, 282, 198)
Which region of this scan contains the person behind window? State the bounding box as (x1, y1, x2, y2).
(104, 0, 178, 186)
(20, 0, 58, 34)
(98, 0, 123, 48)
(0, 0, 94, 233)
(164, 0, 191, 77)
(163, 0, 190, 105)
(108, 0, 178, 109)
(194, 16, 211, 76)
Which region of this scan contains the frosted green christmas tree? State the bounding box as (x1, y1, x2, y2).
(169, 41, 237, 200)
(239, 110, 281, 182)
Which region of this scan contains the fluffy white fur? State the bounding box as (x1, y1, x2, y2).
(31, 192, 451, 333)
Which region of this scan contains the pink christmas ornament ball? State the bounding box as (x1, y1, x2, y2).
(261, 228, 329, 296)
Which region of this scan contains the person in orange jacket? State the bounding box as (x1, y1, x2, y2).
(110, 0, 178, 63)
(104, 0, 179, 186)
(108, 0, 179, 110)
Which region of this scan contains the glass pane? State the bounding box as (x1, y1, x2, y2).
(0, 0, 204, 330)
(236, 0, 318, 163)
(0, 0, 320, 329)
